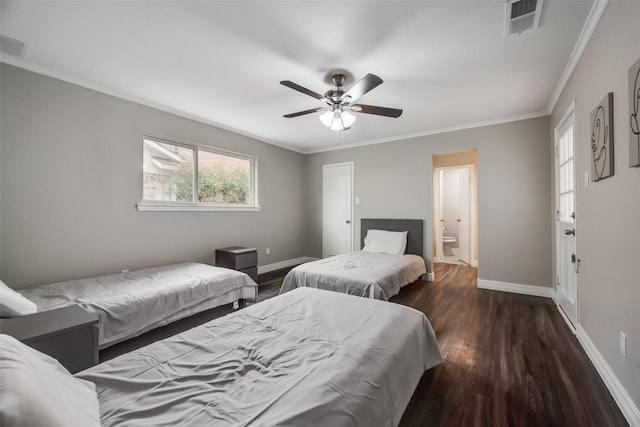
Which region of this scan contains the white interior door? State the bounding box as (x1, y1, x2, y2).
(323, 162, 353, 257)
(457, 167, 471, 265)
(434, 169, 444, 262)
(555, 105, 578, 329)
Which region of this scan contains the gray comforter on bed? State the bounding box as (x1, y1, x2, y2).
(280, 250, 427, 300)
(22, 262, 258, 348)
(77, 287, 443, 427)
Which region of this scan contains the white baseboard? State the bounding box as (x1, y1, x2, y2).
(576, 325, 640, 427)
(257, 257, 317, 274)
(477, 279, 553, 298)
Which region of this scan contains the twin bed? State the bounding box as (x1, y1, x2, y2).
(281, 219, 427, 300)
(1, 288, 443, 426)
(0, 219, 442, 426)
(17, 262, 258, 348)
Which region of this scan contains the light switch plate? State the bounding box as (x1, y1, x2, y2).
(620, 332, 627, 358)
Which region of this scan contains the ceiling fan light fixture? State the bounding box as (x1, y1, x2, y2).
(320, 109, 356, 131)
(319, 110, 334, 127)
(341, 110, 356, 128)
(330, 113, 344, 131)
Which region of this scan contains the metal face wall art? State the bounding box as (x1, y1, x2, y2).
(591, 92, 614, 181)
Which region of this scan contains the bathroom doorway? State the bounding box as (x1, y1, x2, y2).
(432, 151, 478, 267)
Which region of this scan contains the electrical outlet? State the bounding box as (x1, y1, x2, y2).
(266, 247, 270, 255)
(620, 332, 627, 358)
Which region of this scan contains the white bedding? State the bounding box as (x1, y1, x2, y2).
(21, 262, 257, 348)
(280, 250, 426, 300)
(77, 287, 443, 427)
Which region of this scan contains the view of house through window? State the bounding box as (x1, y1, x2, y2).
(142, 138, 255, 207)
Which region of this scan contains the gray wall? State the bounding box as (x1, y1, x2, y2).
(306, 116, 552, 288)
(550, 1, 640, 409)
(1, 64, 307, 288)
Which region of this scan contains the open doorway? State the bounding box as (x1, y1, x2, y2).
(432, 150, 478, 267)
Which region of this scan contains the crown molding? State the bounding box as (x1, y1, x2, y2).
(546, 0, 609, 114)
(305, 111, 549, 154)
(0, 55, 306, 154)
(3, 0, 604, 160)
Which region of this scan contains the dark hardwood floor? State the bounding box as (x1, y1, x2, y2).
(394, 262, 628, 427)
(100, 263, 628, 426)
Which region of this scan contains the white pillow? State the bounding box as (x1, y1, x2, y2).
(0, 334, 101, 427)
(363, 229, 408, 255)
(0, 280, 38, 318)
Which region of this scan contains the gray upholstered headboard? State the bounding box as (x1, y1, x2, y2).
(360, 218, 424, 258)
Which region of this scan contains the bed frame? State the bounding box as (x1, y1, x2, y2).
(361, 218, 423, 258)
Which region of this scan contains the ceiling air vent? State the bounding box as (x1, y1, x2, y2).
(505, 0, 544, 36)
(0, 35, 28, 57)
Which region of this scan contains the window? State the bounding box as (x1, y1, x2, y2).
(139, 137, 258, 211)
(557, 122, 574, 223)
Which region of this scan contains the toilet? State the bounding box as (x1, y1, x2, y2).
(443, 236, 457, 256)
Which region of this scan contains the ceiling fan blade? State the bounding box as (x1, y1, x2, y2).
(351, 104, 403, 118)
(342, 73, 383, 103)
(283, 107, 325, 118)
(280, 80, 324, 100)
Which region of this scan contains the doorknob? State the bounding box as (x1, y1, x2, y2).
(345, 220, 351, 224)
(564, 229, 575, 236)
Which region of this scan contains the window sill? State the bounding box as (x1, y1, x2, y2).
(136, 203, 261, 212)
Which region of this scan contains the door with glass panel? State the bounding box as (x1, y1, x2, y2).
(555, 105, 578, 330)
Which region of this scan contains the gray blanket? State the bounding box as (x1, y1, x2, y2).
(77, 287, 443, 427)
(23, 262, 258, 347)
(280, 251, 426, 300)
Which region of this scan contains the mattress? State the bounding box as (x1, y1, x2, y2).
(280, 250, 426, 300)
(22, 262, 257, 348)
(77, 287, 443, 427)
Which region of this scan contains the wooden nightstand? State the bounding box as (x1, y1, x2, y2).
(0, 305, 99, 374)
(215, 246, 258, 282)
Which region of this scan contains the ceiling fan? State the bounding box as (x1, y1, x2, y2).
(280, 73, 403, 131)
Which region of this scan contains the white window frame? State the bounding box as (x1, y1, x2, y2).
(137, 136, 259, 212)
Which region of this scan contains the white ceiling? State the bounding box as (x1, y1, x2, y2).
(1, 1, 596, 153)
